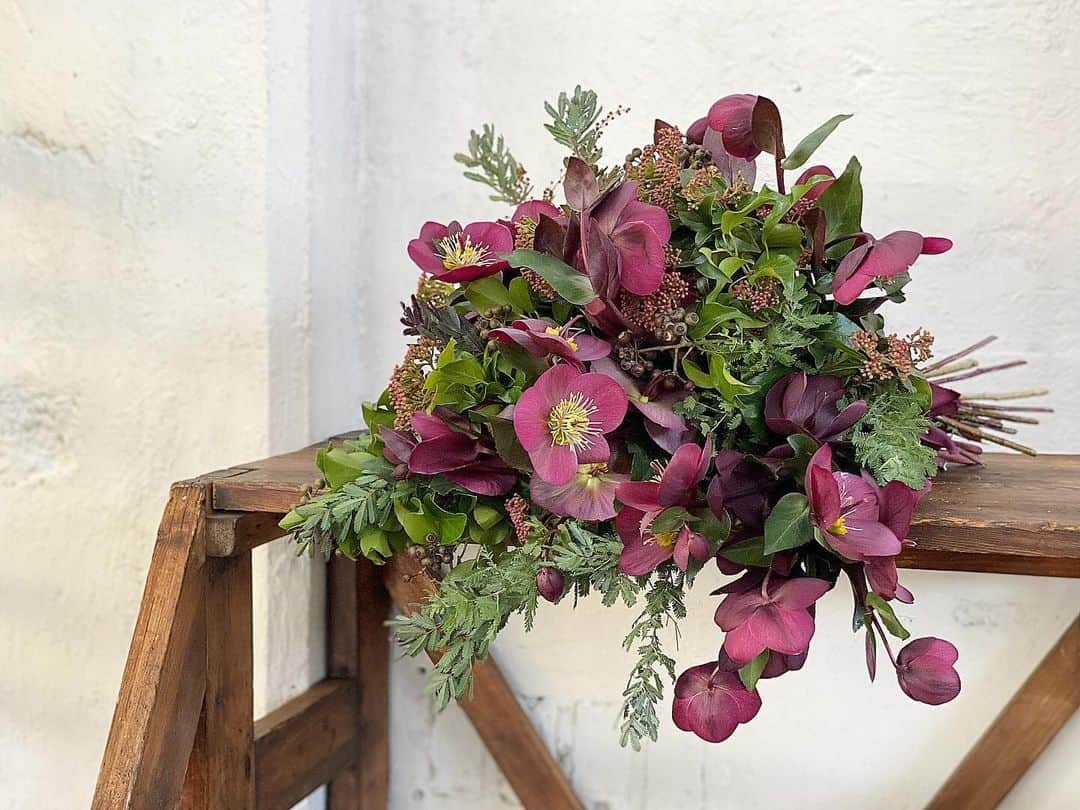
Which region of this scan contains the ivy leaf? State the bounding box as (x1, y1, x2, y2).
(739, 650, 770, 690)
(719, 535, 771, 567)
(505, 249, 596, 305)
(762, 492, 813, 554)
(817, 156, 863, 256)
(781, 114, 853, 170)
(317, 445, 374, 490)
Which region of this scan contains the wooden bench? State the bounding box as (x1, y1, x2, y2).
(92, 441, 1080, 809)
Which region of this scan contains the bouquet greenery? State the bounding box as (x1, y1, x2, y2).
(282, 88, 1041, 748)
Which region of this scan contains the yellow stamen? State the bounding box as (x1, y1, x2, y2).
(547, 392, 600, 450)
(544, 326, 577, 351)
(828, 516, 848, 536)
(435, 233, 494, 270)
(652, 531, 678, 548)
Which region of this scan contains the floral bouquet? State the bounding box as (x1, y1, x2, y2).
(282, 88, 1044, 747)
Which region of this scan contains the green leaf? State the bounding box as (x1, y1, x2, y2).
(709, 355, 757, 402)
(505, 249, 596, 305)
(817, 156, 863, 256)
(463, 276, 512, 312)
(739, 650, 770, 690)
(681, 357, 715, 389)
(781, 114, 853, 170)
(652, 507, 693, 534)
(720, 536, 771, 567)
(691, 303, 766, 339)
(866, 593, 911, 640)
(762, 492, 813, 554)
(394, 497, 437, 543)
(359, 527, 392, 562)
(508, 276, 536, 314)
(473, 503, 503, 529)
(317, 446, 374, 490)
(422, 495, 468, 544)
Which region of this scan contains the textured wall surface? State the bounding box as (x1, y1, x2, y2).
(3, 1, 1080, 809)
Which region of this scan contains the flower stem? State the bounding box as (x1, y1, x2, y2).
(871, 615, 899, 669)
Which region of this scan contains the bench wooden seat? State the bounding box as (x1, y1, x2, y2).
(93, 441, 1080, 809)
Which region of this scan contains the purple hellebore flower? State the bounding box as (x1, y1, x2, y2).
(832, 230, 953, 305)
(764, 372, 867, 443)
(927, 382, 961, 418)
(706, 94, 761, 160)
(489, 318, 610, 369)
(535, 567, 566, 603)
(896, 637, 961, 705)
(575, 161, 672, 299)
(671, 661, 762, 743)
(716, 645, 808, 680)
(380, 410, 517, 496)
(795, 164, 835, 202)
(921, 424, 982, 466)
(512, 199, 563, 226)
(513, 363, 627, 486)
(530, 462, 628, 521)
(713, 573, 831, 664)
(407, 219, 514, 284)
(615, 439, 713, 575)
(590, 357, 688, 450)
(706, 450, 776, 532)
(864, 479, 930, 602)
(805, 444, 903, 562)
(687, 113, 757, 187)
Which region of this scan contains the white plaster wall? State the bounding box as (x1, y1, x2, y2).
(0, 1, 343, 807)
(359, 1, 1080, 808)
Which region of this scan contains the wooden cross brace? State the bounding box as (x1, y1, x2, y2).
(92, 440, 1080, 809)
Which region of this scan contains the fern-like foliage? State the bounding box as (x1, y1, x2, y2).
(851, 385, 939, 487)
(454, 124, 532, 204)
(618, 575, 686, 750)
(389, 543, 544, 710)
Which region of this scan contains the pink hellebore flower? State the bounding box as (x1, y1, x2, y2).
(380, 410, 517, 496)
(407, 220, 514, 284)
(513, 364, 627, 486)
(764, 372, 867, 444)
(714, 574, 831, 664)
(530, 462, 628, 521)
(896, 637, 961, 705)
(591, 357, 688, 451)
(489, 318, 610, 369)
(805, 444, 902, 561)
(832, 230, 953, 305)
(580, 176, 672, 299)
(615, 440, 713, 575)
(672, 661, 762, 743)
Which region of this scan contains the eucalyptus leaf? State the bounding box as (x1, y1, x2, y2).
(781, 114, 853, 170)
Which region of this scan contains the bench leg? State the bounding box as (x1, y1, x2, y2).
(93, 483, 210, 809)
(328, 556, 391, 809)
(182, 554, 256, 808)
(927, 614, 1080, 809)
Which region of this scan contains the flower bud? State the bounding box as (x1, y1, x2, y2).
(535, 567, 565, 603)
(896, 637, 961, 705)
